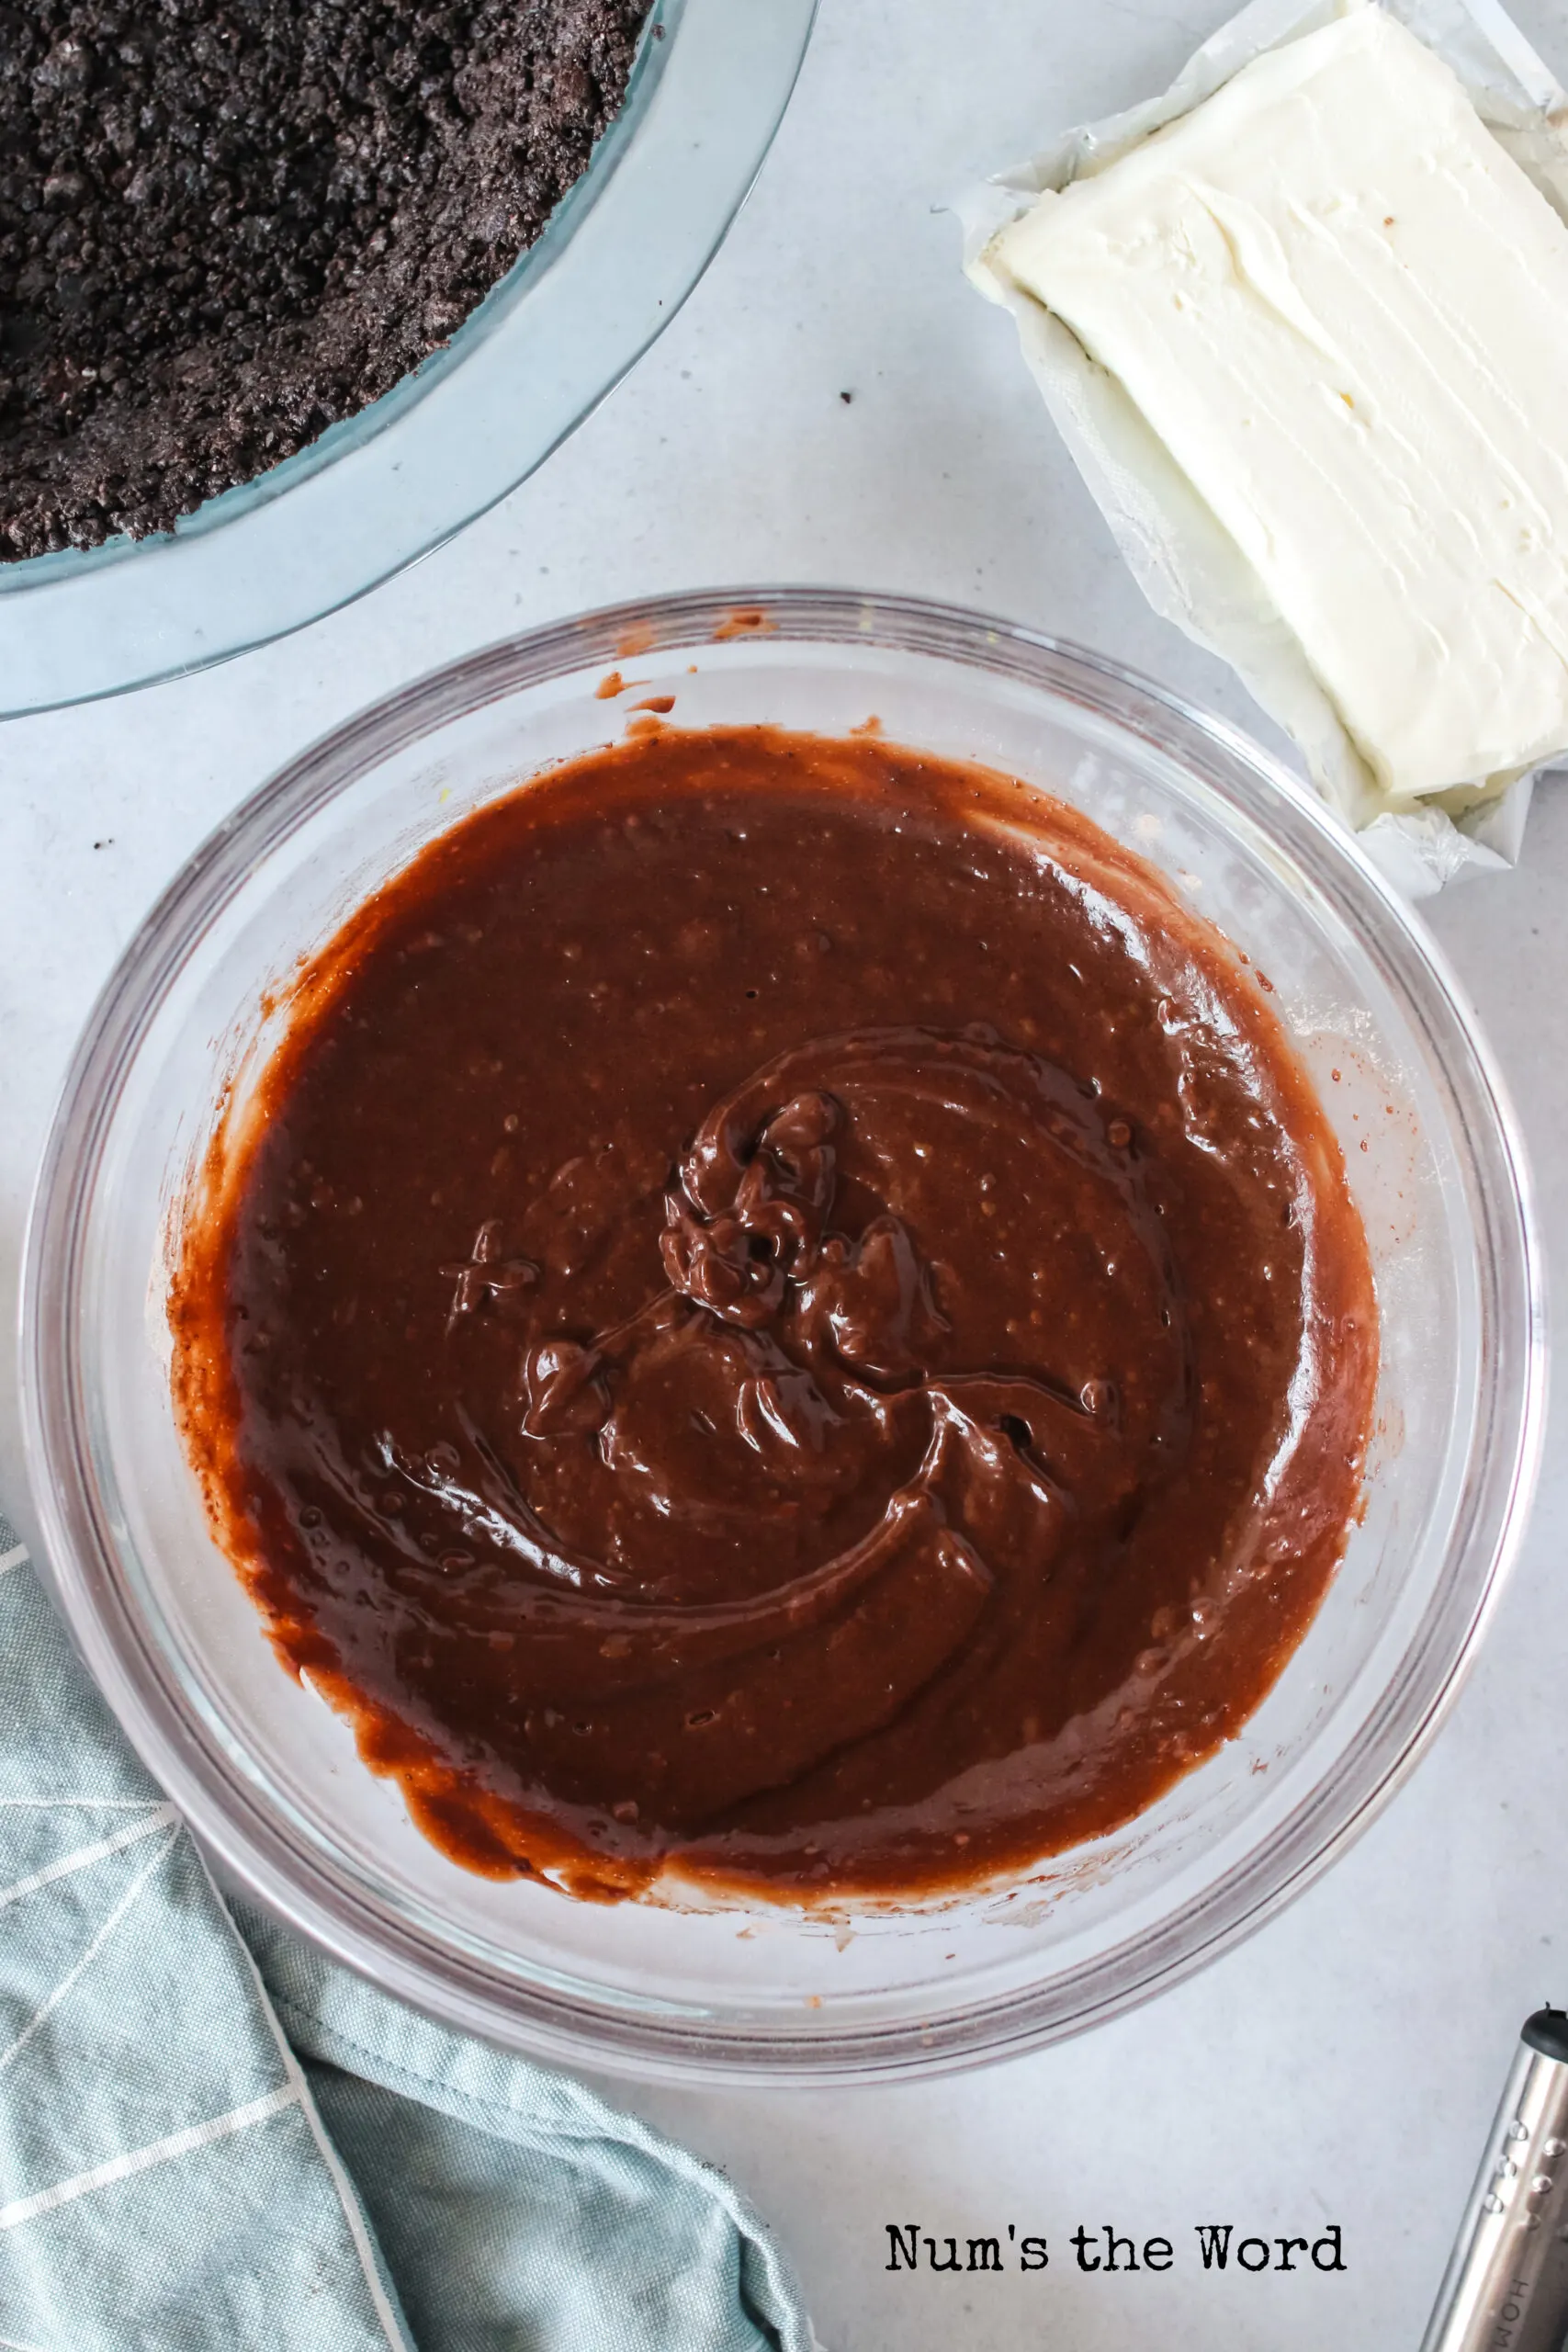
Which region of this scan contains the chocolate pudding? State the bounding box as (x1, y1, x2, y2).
(171, 725, 1378, 1904)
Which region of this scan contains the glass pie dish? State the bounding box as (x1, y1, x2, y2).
(0, 0, 816, 719)
(20, 590, 1544, 2084)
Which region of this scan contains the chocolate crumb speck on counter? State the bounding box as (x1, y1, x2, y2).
(0, 0, 650, 560)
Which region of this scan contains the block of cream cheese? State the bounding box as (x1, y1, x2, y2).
(990, 6, 1568, 804)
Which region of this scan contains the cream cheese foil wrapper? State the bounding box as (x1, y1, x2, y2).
(960, 0, 1568, 896)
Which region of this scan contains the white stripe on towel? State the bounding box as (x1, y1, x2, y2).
(0, 1805, 179, 1910)
(0, 2085, 299, 2229)
(0, 1826, 177, 2076)
(219, 1854, 414, 2351)
(0, 1798, 168, 1809)
(0, 1544, 29, 1577)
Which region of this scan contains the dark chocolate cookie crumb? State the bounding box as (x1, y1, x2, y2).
(0, 0, 649, 560)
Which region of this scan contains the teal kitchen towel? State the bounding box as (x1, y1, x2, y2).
(0, 1512, 816, 2352)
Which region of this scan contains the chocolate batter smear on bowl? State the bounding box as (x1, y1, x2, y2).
(0, 0, 649, 559)
(172, 728, 1378, 1905)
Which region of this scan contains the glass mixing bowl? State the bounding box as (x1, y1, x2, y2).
(0, 0, 816, 718)
(20, 590, 1544, 2085)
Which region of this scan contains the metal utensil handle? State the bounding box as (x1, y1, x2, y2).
(1421, 2009, 1568, 2352)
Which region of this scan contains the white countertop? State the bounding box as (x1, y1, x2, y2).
(5, 4, 1566, 2345)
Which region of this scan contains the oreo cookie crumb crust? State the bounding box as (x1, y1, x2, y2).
(0, 0, 649, 560)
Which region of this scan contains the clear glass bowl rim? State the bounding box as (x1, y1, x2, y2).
(19, 588, 1548, 2085)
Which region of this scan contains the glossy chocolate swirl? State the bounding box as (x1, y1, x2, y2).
(172, 726, 1378, 1903)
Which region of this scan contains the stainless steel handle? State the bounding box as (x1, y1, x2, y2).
(1421, 2009, 1568, 2352)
